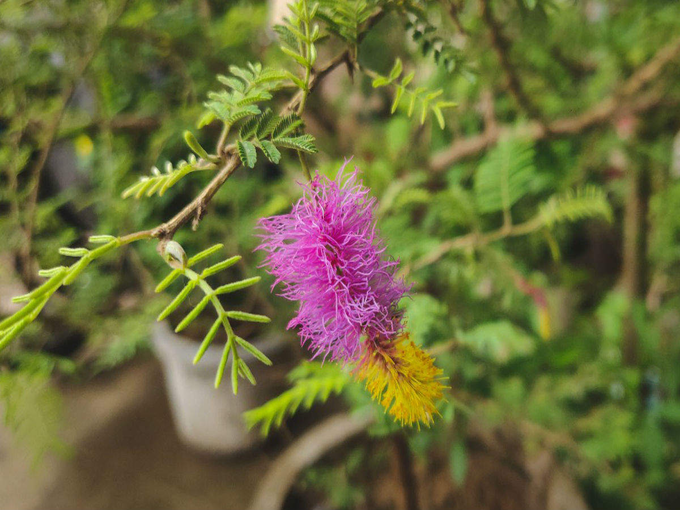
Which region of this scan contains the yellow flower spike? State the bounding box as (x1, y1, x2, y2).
(354, 334, 447, 428)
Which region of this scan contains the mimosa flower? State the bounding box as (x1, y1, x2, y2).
(257, 164, 408, 361)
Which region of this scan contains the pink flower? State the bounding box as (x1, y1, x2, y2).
(257, 163, 408, 361)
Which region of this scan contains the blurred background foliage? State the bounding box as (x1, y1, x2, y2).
(1, 0, 680, 509)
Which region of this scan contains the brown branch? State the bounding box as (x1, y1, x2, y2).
(430, 36, 680, 172)
(248, 413, 374, 510)
(121, 8, 387, 246)
(410, 215, 544, 272)
(478, 0, 548, 129)
(392, 434, 421, 510)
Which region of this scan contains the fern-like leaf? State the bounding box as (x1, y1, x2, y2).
(317, 0, 372, 46)
(1, 236, 121, 353)
(271, 113, 304, 139)
(258, 140, 282, 163)
(155, 243, 271, 394)
(371, 58, 456, 128)
(540, 185, 613, 227)
(274, 134, 318, 153)
(244, 362, 348, 436)
(122, 155, 216, 199)
(474, 137, 536, 214)
(204, 63, 287, 128)
(237, 140, 258, 168)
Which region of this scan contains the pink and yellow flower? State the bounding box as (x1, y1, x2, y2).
(257, 163, 445, 427)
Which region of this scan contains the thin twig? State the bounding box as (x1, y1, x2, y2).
(409, 216, 544, 272)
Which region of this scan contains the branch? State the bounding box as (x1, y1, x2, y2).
(410, 216, 544, 272)
(126, 8, 387, 244)
(430, 36, 680, 172)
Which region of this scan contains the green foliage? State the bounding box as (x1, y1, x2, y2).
(403, 10, 467, 75)
(540, 185, 613, 227)
(244, 361, 348, 435)
(155, 243, 271, 393)
(458, 320, 536, 363)
(236, 110, 317, 168)
(122, 154, 216, 199)
(3, 1, 680, 507)
(0, 236, 121, 352)
(275, 0, 322, 92)
(474, 137, 536, 214)
(371, 58, 457, 128)
(201, 62, 288, 127)
(0, 369, 69, 466)
(317, 0, 373, 48)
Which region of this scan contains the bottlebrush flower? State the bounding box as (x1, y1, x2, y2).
(354, 333, 446, 427)
(257, 164, 408, 362)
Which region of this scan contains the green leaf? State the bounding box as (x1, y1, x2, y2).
(459, 320, 535, 363)
(237, 140, 258, 168)
(401, 71, 415, 87)
(215, 341, 232, 388)
(259, 140, 282, 163)
(193, 318, 222, 364)
(540, 185, 612, 227)
(391, 87, 404, 114)
(474, 137, 536, 214)
(432, 105, 445, 129)
(239, 116, 260, 140)
(226, 105, 261, 124)
(274, 134, 318, 153)
(200, 255, 241, 278)
(187, 244, 224, 267)
(217, 75, 246, 92)
(225, 311, 271, 323)
(255, 109, 275, 138)
(243, 362, 347, 436)
(231, 350, 239, 394)
(157, 281, 196, 321)
(122, 154, 213, 200)
(155, 269, 182, 293)
(235, 337, 273, 366)
(183, 131, 210, 160)
(280, 45, 309, 67)
(372, 76, 390, 88)
(175, 295, 211, 332)
(388, 58, 403, 81)
(214, 276, 261, 295)
(272, 113, 303, 139)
